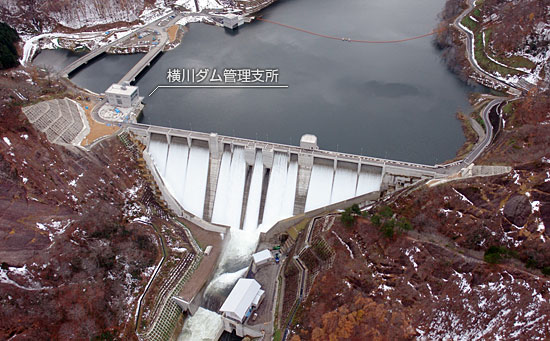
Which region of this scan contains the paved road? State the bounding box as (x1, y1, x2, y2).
(463, 99, 501, 164)
(453, 0, 522, 95)
(118, 13, 182, 84)
(59, 11, 180, 78)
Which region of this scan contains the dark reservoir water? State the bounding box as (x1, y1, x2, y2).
(33, 49, 144, 94)
(36, 0, 478, 164)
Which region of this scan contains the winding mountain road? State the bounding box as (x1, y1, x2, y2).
(453, 0, 522, 95)
(463, 99, 501, 165)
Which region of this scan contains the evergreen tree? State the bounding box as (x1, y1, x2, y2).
(0, 22, 20, 70)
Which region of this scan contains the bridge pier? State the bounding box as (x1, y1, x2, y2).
(203, 152, 222, 223)
(355, 162, 361, 194)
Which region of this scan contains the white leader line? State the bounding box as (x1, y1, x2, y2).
(148, 84, 289, 96)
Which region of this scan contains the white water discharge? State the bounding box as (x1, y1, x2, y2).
(261, 153, 289, 230)
(203, 228, 259, 305)
(281, 160, 298, 218)
(211, 151, 232, 225)
(148, 134, 169, 177)
(243, 152, 264, 230)
(179, 229, 259, 339)
(331, 166, 358, 203)
(356, 169, 383, 196)
(305, 163, 335, 211)
(181, 145, 210, 218)
(211, 147, 247, 228)
(226, 147, 247, 228)
(177, 307, 223, 341)
(164, 140, 189, 204)
(203, 266, 249, 301)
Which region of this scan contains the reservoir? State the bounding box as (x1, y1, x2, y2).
(35, 0, 475, 164)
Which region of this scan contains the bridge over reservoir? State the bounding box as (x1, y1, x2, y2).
(129, 123, 443, 233)
(59, 12, 179, 84)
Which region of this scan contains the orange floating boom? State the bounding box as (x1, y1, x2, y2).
(257, 18, 440, 44)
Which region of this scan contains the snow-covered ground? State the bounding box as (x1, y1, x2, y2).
(21, 29, 137, 65)
(459, 11, 550, 90)
(0, 265, 51, 291)
(19, 0, 237, 66)
(175, 0, 223, 12)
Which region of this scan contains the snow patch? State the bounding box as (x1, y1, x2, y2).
(452, 188, 474, 206)
(531, 200, 541, 213)
(331, 231, 353, 259)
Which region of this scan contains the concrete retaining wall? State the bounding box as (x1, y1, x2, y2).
(261, 191, 380, 243)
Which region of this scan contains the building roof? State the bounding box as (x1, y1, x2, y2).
(219, 278, 261, 322)
(252, 289, 265, 306)
(252, 249, 272, 264)
(300, 134, 317, 144)
(105, 83, 138, 96)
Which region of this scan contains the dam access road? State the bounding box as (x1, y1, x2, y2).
(59, 11, 183, 81)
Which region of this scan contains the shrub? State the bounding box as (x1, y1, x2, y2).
(484, 245, 513, 264)
(397, 218, 413, 231)
(351, 204, 361, 215)
(381, 220, 395, 238)
(370, 214, 381, 227)
(136, 235, 151, 250)
(92, 331, 115, 341)
(542, 267, 550, 276)
(380, 206, 394, 218)
(484, 252, 502, 264)
(525, 257, 537, 268)
(341, 209, 355, 227)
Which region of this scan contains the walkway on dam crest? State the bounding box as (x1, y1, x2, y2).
(126, 119, 504, 177)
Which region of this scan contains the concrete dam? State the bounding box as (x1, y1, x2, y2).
(129, 124, 440, 232)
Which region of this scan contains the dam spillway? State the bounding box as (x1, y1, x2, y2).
(131, 124, 440, 232)
(147, 137, 381, 230)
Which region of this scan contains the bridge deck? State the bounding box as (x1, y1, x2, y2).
(119, 34, 167, 84)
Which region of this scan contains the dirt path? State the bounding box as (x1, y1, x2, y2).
(405, 230, 549, 281)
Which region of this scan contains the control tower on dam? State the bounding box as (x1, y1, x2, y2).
(128, 123, 441, 232)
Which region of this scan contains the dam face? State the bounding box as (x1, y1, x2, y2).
(140, 129, 390, 231)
